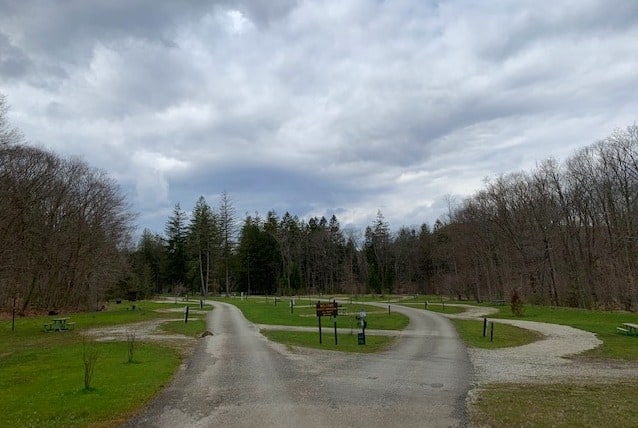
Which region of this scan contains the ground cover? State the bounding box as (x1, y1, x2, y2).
(489, 305, 638, 359)
(0, 299, 210, 427)
(398, 302, 466, 314)
(450, 319, 543, 349)
(470, 381, 638, 427)
(261, 329, 395, 353)
(160, 318, 208, 337)
(214, 296, 409, 330)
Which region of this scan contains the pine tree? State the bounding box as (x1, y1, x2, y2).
(188, 196, 219, 296)
(164, 203, 188, 292)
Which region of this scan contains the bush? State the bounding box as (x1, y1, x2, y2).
(511, 290, 525, 317)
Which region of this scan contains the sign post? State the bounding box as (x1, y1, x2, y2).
(316, 300, 339, 345)
(12, 296, 16, 332)
(356, 308, 367, 345)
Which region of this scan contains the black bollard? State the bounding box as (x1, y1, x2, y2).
(490, 322, 494, 342)
(483, 318, 487, 337)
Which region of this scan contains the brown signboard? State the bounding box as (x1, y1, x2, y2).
(316, 301, 338, 317)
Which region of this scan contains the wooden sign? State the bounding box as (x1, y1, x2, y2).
(316, 301, 338, 317)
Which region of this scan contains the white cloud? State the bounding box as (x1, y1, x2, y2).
(1, 0, 637, 235)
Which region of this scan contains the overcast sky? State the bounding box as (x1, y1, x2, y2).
(1, 0, 637, 236)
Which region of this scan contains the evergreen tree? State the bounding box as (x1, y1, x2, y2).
(218, 190, 237, 295)
(164, 203, 189, 292)
(188, 196, 219, 296)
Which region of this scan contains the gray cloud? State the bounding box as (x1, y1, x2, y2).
(1, 0, 637, 235)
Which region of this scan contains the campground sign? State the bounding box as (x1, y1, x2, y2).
(316, 301, 338, 317)
(316, 300, 339, 344)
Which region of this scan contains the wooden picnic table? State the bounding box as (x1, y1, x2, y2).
(44, 317, 75, 332)
(623, 323, 638, 335)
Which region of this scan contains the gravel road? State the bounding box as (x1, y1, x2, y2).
(443, 304, 638, 384)
(122, 300, 472, 428)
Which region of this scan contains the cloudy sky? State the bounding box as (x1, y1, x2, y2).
(1, 0, 637, 236)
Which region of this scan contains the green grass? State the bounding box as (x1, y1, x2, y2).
(214, 297, 409, 330)
(160, 318, 208, 337)
(489, 305, 638, 359)
(0, 340, 181, 427)
(450, 319, 543, 349)
(398, 302, 466, 314)
(0, 299, 210, 427)
(261, 330, 395, 353)
(471, 382, 638, 428)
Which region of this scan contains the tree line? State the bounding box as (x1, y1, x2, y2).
(0, 95, 132, 313)
(126, 126, 638, 312)
(439, 125, 638, 311)
(125, 201, 442, 298)
(2, 91, 637, 312)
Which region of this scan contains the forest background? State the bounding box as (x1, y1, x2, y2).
(2, 94, 637, 313)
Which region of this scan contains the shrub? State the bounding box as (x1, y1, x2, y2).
(510, 290, 525, 317)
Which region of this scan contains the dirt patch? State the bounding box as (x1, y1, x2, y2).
(84, 318, 198, 345)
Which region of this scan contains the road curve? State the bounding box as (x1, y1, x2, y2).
(122, 300, 472, 427)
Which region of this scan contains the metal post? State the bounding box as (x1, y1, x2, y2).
(318, 315, 322, 344)
(483, 318, 487, 337)
(184, 306, 189, 323)
(490, 322, 494, 342)
(333, 316, 338, 345)
(388, 305, 391, 315)
(12, 296, 16, 332)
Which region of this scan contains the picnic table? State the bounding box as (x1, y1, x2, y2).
(617, 322, 638, 336)
(44, 317, 75, 332)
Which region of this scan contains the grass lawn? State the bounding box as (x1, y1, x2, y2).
(489, 305, 638, 359)
(470, 382, 638, 428)
(261, 330, 396, 353)
(214, 296, 409, 330)
(466, 304, 638, 427)
(398, 302, 466, 315)
(450, 319, 543, 349)
(0, 299, 210, 427)
(160, 318, 208, 337)
(0, 341, 180, 428)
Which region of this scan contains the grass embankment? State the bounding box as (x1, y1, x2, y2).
(215, 296, 407, 352)
(0, 299, 211, 427)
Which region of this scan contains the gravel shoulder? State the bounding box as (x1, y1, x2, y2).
(442, 304, 638, 384)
